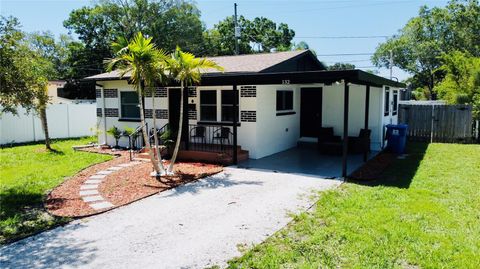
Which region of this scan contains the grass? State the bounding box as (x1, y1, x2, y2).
(0, 137, 112, 244)
(228, 143, 480, 268)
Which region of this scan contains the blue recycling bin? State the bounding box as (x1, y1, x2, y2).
(385, 124, 408, 154)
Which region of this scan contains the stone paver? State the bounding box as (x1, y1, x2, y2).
(84, 179, 102, 184)
(97, 170, 113, 175)
(79, 190, 99, 196)
(82, 195, 105, 203)
(90, 174, 107, 179)
(107, 166, 123, 171)
(80, 184, 98, 190)
(89, 201, 114, 210)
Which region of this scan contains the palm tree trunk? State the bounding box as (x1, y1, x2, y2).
(168, 81, 184, 173)
(139, 84, 161, 174)
(39, 107, 51, 150)
(151, 90, 166, 174)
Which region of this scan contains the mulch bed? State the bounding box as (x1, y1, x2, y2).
(349, 151, 397, 181)
(45, 147, 223, 218)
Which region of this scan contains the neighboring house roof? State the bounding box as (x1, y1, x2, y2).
(84, 50, 326, 81)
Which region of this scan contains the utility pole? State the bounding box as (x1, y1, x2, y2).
(389, 50, 393, 80)
(234, 3, 240, 55)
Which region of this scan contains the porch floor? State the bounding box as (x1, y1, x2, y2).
(237, 147, 379, 178)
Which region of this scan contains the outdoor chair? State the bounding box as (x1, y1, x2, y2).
(317, 127, 343, 155)
(348, 128, 371, 154)
(190, 126, 206, 145)
(212, 127, 232, 149)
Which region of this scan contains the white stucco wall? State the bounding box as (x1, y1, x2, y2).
(95, 79, 398, 156)
(254, 85, 301, 159)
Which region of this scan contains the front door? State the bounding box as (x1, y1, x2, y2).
(300, 88, 323, 137)
(168, 88, 181, 134)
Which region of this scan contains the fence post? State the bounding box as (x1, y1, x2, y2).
(430, 104, 435, 143)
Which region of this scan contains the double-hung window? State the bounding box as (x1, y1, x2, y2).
(276, 90, 294, 111)
(221, 90, 239, 122)
(120, 92, 140, 119)
(200, 90, 217, 121)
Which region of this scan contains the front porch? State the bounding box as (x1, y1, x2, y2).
(237, 146, 379, 178)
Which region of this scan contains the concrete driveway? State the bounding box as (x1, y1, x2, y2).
(0, 167, 341, 269)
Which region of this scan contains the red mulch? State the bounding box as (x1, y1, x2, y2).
(349, 151, 397, 181)
(45, 147, 223, 218)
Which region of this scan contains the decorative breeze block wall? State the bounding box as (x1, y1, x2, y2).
(103, 89, 118, 98)
(188, 104, 197, 120)
(104, 108, 119, 117)
(188, 87, 197, 97)
(144, 109, 168, 119)
(145, 87, 167, 98)
(241, 110, 256, 122)
(240, 86, 256, 97)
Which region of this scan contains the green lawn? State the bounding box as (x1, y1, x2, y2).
(228, 143, 480, 268)
(0, 137, 112, 244)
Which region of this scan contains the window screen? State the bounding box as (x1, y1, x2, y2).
(200, 90, 217, 121)
(276, 90, 293, 111)
(221, 90, 239, 122)
(120, 92, 140, 119)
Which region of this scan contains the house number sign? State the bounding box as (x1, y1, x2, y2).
(282, 80, 290, 85)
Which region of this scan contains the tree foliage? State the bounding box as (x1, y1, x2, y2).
(328, 63, 356, 71)
(0, 16, 50, 113)
(372, 0, 480, 97)
(203, 15, 296, 55)
(436, 51, 480, 119)
(64, 0, 204, 78)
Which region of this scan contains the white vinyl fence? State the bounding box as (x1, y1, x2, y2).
(0, 103, 97, 145)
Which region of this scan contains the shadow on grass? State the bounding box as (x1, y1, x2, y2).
(349, 142, 429, 189)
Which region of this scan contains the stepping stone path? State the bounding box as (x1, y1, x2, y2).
(79, 161, 141, 211)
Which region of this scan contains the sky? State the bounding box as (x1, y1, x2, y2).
(0, 0, 450, 81)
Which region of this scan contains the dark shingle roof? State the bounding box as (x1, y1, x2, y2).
(85, 50, 319, 80)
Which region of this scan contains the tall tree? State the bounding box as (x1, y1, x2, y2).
(0, 16, 57, 150)
(166, 47, 223, 174)
(0, 16, 37, 113)
(372, 0, 480, 98)
(106, 32, 167, 176)
(64, 0, 204, 78)
(204, 15, 296, 55)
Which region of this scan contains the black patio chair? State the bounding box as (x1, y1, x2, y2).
(317, 127, 343, 155)
(190, 126, 206, 145)
(348, 128, 371, 154)
(212, 127, 232, 150)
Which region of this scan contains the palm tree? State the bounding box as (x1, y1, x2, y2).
(166, 47, 223, 174)
(106, 32, 167, 176)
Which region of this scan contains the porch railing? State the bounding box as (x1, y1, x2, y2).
(184, 124, 234, 155)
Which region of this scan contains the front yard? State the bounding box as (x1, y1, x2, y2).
(228, 143, 480, 268)
(0, 137, 112, 244)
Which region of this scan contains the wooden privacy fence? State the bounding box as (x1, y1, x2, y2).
(398, 104, 479, 143)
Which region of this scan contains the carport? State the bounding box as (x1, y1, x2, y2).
(201, 70, 405, 178)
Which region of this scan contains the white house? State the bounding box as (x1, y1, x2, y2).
(84, 50, 404, 177)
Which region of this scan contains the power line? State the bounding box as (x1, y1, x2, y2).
(316, 53, 374, 56)
(294, 36, 390, 39)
